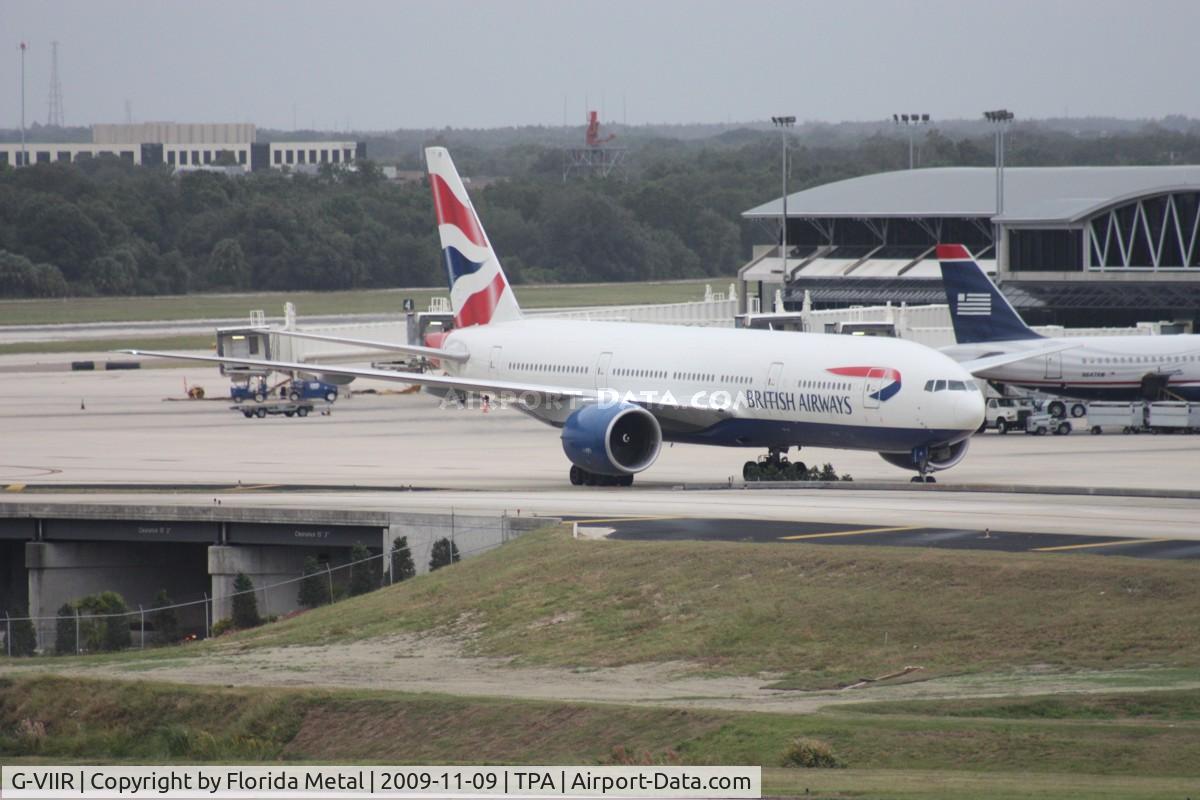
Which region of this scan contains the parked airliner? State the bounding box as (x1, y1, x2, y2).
(938, 244, 1200, 417)
(124, 150, 1067, 485)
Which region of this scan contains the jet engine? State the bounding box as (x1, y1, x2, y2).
(561, 402, 662, 476)
(879, 438, 970, 472)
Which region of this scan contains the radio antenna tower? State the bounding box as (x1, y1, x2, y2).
(47, 41, 64, 127)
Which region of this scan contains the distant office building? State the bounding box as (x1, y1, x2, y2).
(0, 121, 364, 173)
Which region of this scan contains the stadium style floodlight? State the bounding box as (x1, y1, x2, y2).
(983, 109, 1016, 220)
(983, 109, 1016, 260)
(893, 112, 931, 169)
(772, 116, 796, 273)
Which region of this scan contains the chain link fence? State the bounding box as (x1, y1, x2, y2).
(3, 510, 546, 656)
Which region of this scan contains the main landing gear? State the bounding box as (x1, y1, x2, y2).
(569, 465, 634, 487)
(743, 447, 808, 482)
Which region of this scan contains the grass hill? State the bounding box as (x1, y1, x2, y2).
(229, 525, 1200, 689)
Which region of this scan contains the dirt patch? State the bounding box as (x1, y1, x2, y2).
(6, 634, 1199, 716)
(284, 700, 721, 762)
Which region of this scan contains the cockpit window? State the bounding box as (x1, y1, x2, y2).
(924, 379, 935, 391)
(934, 379, 947, 392)
(948, 380, 966, 391)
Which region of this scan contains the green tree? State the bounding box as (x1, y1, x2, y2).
(298, 556, 330, 608)
(76, 591, 131, 652)
(7, 608, 37, 656)
(207, 238, 249, 290)
(231, 573, 262, 629)
(429, 537, 461, 572)
(54, 602, 75, 655)
(151, 589, 178, 643)
(348, 542, 378, 597)
(390, 536, 416, 583)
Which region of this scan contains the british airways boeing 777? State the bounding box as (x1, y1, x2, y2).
(124, 150, 1065, 484)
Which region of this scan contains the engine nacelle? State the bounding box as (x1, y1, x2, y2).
(561, 402, 662, 476)
(879, 438, 970, 473)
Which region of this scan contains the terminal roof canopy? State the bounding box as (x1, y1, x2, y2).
(743, 166, 1200, 224)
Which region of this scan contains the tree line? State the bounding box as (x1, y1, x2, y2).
(2, 121, 1200, 299)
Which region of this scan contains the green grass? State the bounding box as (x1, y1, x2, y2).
(221, 526, 1200, 688)
(0, 334, 214, 356)
(3, 675, 1200, 794)
(848, 689, 1200, 721)
(0, 278, 728, 326)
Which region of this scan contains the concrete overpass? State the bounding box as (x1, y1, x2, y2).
(0, 502, 550, 651)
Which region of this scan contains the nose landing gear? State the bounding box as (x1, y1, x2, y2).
(909, 445, 936, 483)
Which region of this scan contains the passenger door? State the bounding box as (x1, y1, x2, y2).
(863, 367, 886, 410)
(766, 362, 784, 390)
(1044, 353, 1062, 380)
(595, 352, 613, 392)
(488, 345, 503, 379)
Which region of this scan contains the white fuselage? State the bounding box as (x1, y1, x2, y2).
(944, 335, 1200, 401)
(442, 319, 984, 453)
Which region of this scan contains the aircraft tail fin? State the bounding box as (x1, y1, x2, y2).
(937, 244, 1041, 344)
(425, 147, 521, 327)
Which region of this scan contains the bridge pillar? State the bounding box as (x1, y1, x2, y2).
(25, 541, 209, 649)
(208, 545, 313, 622)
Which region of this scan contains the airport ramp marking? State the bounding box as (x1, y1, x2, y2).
(779, 525, 921, 541)
(1034, 537, 1170, 553)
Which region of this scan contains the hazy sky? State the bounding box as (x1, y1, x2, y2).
(3, 0, 1198, 131)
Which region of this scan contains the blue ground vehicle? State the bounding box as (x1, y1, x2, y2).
(284, 380, 338, 403)
(230, 378, 270, 403)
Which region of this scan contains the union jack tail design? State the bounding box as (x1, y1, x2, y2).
(426, 147, 521, 328)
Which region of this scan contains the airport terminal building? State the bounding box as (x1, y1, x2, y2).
(741, 166, 1200, 329)
(0, 122, 364, 174)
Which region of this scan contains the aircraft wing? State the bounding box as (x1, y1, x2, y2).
(119, 350, 584, 399)
(959, 342, 1079, 376)
(120, 349, 736, 432)
(268, 329, 469, 363)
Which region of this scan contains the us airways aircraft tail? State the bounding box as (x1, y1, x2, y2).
(427, 147, 522, 328)
(937, 244, 1041, 344)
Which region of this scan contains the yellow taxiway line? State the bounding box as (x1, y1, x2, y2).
(1033, 538, 1169, 553)
(779, 525, 921, 541)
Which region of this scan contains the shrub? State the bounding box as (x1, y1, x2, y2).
(782, 737, 843, 769)
(54, 603, 75, 655)
(7, 609, 37, 656)
(298, 556, 330, 608)
(151, 589, 178, 643)
(348, 542, 378, 596)
(211, 618, 235, 637)
(76, 591, 131, 652)
(390, 536, 416, 582)
(231, 573, 262, 629)
(429, 537, 461, 571)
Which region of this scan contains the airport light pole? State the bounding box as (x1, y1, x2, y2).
(983, 109, 1015, 258)
(771, 116, 796, 274)
(19, 42, 27, 167)
(892, 113, 930, 169)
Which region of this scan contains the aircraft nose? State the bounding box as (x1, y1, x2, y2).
(953, 389, 986, 433)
